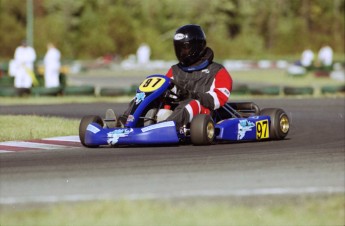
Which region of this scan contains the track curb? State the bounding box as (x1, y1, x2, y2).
(0, 136, 81, 153)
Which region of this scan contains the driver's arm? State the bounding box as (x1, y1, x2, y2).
(196, 67, 232, 110)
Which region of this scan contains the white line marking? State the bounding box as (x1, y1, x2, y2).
(43, 136, 80, 142)
(0, 150, 12, 153)
(0, 141, 72, 150)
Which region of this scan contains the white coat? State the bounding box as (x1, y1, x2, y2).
(136, 44, 151, 64)
(13, 46, 36, 88)
(318, 46, 333, 66)
(44, 47, 61, 88)
(300, 49, 314, 67)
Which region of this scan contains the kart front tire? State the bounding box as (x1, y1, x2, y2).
(79, 115, 104, 147)
(190, 114, 215, 146)
(260, 108, 290, 140)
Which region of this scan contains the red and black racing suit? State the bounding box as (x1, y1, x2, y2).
(165, 47, 233, 128)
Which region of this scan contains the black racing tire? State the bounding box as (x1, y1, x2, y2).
(190, 114, 215, 146)
(79, 115, 103, 147)
(260, 108, 290, 140)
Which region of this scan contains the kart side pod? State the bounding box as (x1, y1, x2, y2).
(215, 108, 290, 141)
(215, 116, 271, 141)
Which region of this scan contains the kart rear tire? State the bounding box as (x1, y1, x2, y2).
(190, 114, 215, 145)
(79, 115, 104, 147)
(260, 108, 289, 140)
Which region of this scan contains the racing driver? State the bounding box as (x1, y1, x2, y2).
(164, 24, 233, 129)
(107, 24, 233, 130)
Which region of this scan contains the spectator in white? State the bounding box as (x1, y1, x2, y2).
(44, 42, 61, 88)
(300, 49, 314, 68)
(136, 43, 151, 64)
(317, 45, 333, 67)
(13, 40, 36, 88)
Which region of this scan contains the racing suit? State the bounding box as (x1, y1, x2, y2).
(165, 47, 233, 128)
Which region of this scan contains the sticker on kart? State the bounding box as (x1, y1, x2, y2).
(139, 77, 166, 92)
(256, 119, 269, 139)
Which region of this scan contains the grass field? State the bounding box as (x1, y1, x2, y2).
(0, 195, 344, 226)
(0, 115, 79, 142)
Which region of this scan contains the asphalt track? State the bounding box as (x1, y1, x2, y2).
(0, 98, 344, 204)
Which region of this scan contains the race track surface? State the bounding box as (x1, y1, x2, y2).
(0, 98, 344, 204)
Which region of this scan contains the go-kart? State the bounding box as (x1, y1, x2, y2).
(79, 74, 290, 147)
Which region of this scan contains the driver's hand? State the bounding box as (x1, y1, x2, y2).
(170, 80, 198, 100)
(176, 87, 190, 99)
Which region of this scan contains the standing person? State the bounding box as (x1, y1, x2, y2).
(13, 40, 37, 91)
(317, 45, 333, 70)
(136, 43, 151, 65)
(44, 42, 61, 88)
(300, 49, 314, 70)
(106, 24, 232, 130)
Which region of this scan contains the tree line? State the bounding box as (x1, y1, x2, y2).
(0, 0, 344, 61)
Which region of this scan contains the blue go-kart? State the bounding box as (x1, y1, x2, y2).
(79, 74, 290, 147)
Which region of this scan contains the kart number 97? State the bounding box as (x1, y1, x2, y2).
(139, 77, 166, 92)
(256, 119, 269, 139)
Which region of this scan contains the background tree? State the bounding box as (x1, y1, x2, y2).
(0, 0, 343, 61)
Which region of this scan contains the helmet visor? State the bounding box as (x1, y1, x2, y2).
(174, 41, 198, 66)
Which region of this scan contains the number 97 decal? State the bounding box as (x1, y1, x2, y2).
(256, 120, 269, 139)
(139, 77, 166, 92)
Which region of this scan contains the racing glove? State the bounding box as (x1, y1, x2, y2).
(171, 80, 199, 100)
(176, 88, 199, 100)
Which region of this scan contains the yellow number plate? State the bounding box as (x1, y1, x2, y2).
(139, 77, 166, 92)
(256, 119, 269, 139)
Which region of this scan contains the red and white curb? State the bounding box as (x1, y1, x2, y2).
(0, 136, 82, 153)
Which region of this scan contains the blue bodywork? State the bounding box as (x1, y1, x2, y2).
(84, 121, 179, 146)
(82, 74, 273, 146)
(125, 74, 172, 128)
(215, 116, 270, 141)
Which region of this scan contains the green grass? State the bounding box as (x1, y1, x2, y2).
(0, 195, 343, 226)
(0, 115, 79, 142)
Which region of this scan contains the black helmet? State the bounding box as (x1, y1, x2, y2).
(173, 24, 207, 66)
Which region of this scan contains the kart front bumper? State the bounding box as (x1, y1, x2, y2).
(84, 121, 180, 146)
